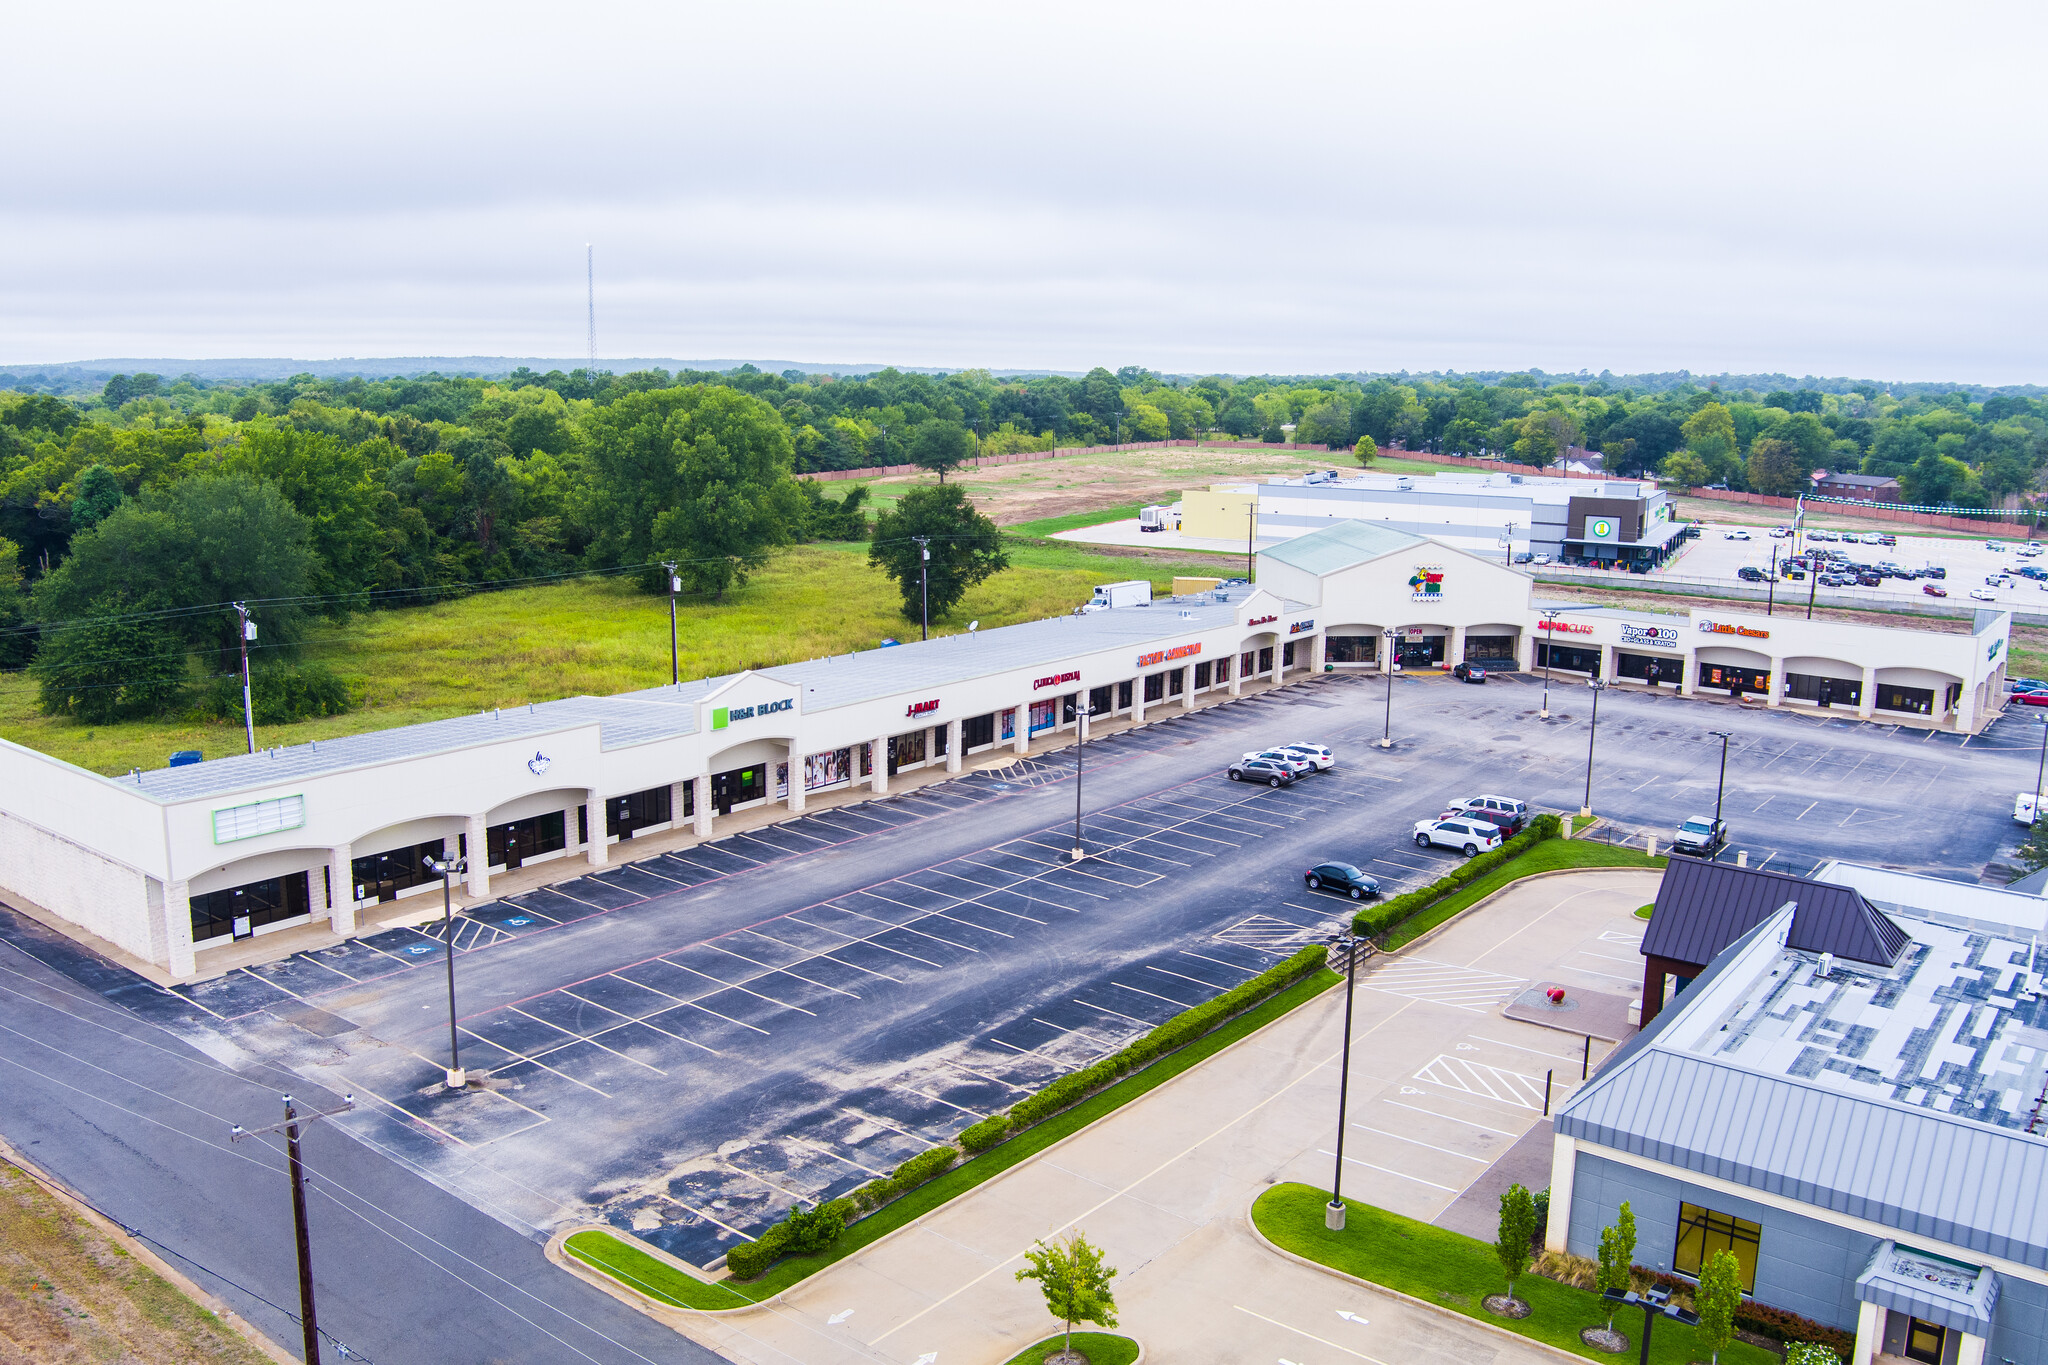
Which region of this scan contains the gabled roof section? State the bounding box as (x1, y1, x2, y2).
(1644, 859, 1905, 969)
(1256, 519, 1427, 575)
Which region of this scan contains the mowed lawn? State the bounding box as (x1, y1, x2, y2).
(0, 541, 1210, 776)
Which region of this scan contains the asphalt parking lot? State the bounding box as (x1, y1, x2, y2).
(1660, 521, 2048, 612)
(20, 670, 2043, 1271)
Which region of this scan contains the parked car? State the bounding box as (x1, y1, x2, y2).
(1304, 862, 1380, 900)
(2008, 677, 2047, 692)
(1987, 540, 2003, 551)
(1737, 566, 1766, 583)
(1923, 583, 1949, 597)
(1878, 534, 1896, 546)
(1770, 526, 1792, 538)
(1925, 566, 1947, 579)
(1240, 748, 1315, 777)
(1671, 816, 1727, 857)
(2024, 544, 2045, 558)
(1413, 817, 1504, 856)
(1532, 553, 1553, 565)
(1451, 794, 1527, 820)
(1448, 806, 1527, 837)
(2015, 690, 2048, 708)
(1451, 661, 1487, 683)
(1723, 529, 1751, 540)
(1513, 551, 1534, 564)
(1228, 756, 1297, 786)
(1971, 588, 1999, 602)
(1856, 572, 1882, 587)
(1273, 743, 1335, 771)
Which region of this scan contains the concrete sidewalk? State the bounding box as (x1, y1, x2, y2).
(667, 866, 1659, 1365)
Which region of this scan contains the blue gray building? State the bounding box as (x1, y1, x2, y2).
(1552, 865, 2048, 1365)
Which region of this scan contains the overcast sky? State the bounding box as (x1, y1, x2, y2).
(4, 0, 2045, 382)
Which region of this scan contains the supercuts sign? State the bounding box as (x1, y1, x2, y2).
(1540, 619, 1594, 635)
(905, 698, 940, 718)
(1137, 643, 1201, 668)
(1034, 670, 1081, 691)
(712, 698, 794, 729)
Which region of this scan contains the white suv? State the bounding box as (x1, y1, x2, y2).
(1276, 743, 1334, 771)
(1241, 748, 1315, 776)
(1414, 817, 1504, 856)
(1451, 794, 1526, 820)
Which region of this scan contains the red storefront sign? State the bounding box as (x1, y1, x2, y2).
(1137, 643, 1202, 668)
(1033, 670, 1081, 690)
(1540, 620, 1595, 635)
(906, 698, 939, 718)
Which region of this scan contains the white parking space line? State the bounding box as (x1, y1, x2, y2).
(1074, 998, 1155, 1029)
(1180, 949, 1260, 975)
(1317, 1149, 1459, 1193)
(1381, 1096, 1523, 1139)
(657, 959, 821, 1016)
(1112, 979, 1193, 1009)
(1466, 1033, 1589, 1064)
(701, 942, 863, 999)
(1348, 1122, 1489, 1160)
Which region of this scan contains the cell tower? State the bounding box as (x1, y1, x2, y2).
(585, 244, 596, 376)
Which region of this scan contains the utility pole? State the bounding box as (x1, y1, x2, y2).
(662, 561, 680, 685)
(586, 244, 596, 379)
(911, 536, 931, 641)
(233, 602, 256, 754)
(1069, 702, 1093, 860)
(1379, 630, 1396, 749)
(1243, 500, 1257, 579)
(1325, 932, 1362, 1231)
(230, 1093, 356, 1365)
(1767, 543, 1779, 616)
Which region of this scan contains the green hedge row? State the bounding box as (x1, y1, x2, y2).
(1351, 812, 1561, 938)
(720, 939, 1329, 1281)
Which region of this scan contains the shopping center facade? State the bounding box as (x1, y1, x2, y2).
(0, 520, 2010, 981)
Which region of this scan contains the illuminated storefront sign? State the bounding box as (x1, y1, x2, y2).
(712, 698, 794, 729)
(1408, 566, 1444, 600)
(1137, 643, 1202, 668)
(1620, 624, 1680, 648)
(1699, 620, 1770, 640)
(905, 698, 940, 718)
(1247, 614, 1278, 626)
(1539, 620, 1595, 635)
(1033, 670, 1081, 691)
(1288, 619, 1316, 635)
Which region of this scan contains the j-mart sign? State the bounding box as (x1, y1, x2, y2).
(905, 698, 940, 718)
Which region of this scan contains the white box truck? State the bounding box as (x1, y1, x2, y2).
(1081, 580, 1152, 612)
(1138, 504, 1180, 532)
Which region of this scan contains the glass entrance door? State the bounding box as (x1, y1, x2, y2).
(1904, 1317, 1946, 1363)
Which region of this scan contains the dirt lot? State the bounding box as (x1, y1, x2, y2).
(0, 1158, 277, 1365)
(859, 442, 1442, 526)
(1672, 491, 2036, 541)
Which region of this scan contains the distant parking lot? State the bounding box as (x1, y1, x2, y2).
(1659, 521, 2048, 611)
(65, 670, 2043, 1270)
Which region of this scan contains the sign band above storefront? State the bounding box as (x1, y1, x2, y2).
(1033, 670, 1081, 691)
(712, 697, 795, 729)
(1137, 643, 1201, 668)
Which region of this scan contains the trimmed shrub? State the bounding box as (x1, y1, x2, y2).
(958, 1114, 1013, 1152)
(783, 1202, 845, 1255)
(724, 1222, 789, 1280)
(890, 1145, 959, 1190)
(848, 1179, 893, 1213)
(1351, 813, 1561, 938)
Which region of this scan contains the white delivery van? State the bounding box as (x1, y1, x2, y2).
(1081, 580, 1153, 612)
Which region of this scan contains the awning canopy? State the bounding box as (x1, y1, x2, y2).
(1855, 1241, 1999, 1337)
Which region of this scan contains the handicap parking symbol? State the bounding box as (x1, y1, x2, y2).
(506, 917, 532, 927)
(404, 944, 434, 956)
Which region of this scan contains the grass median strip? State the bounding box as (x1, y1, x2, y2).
(1002, 1331, 1141, 1364)
(1252, 1183, 1776, 1365)
(1376, 838, 1665, 951)
(573, 965, 1340, 1306)
(563, 1230, 753, 1310)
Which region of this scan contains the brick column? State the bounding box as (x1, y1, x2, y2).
(1229, 655, 1243, 696)
(1449, 626, 1466, 671)
(1180, 665, 1196, 711)
(326, 843, 356, 937)
(1011, 708, 1027, 754)
(1310, 631, 1326, 672)
(693, 774, 714, 836)
(1597, 643, 1614, 683)
(871, 735, 889, 793)
(1681, 651, 1698, 697)
(1517, 631, 1536, 671)
(583, 792, 607, 864)
(1858, 666, 1876, 719)
(1765, 658, 1785, 708)
(787, 739, 807, 810)
(946, 719, 963, 773)
(465, 815, 490, 896)
(669, 779, 691, 833)
(1132, 679, 1148, 723)
(166, 879, 196, 981)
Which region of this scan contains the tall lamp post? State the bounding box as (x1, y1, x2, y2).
(1325, 932, 1363, 1231)
(662, 560, 680, 684)
(1242, 500, 1258, 580)
(2032, 718, 2048, 828)
(1708, 729, 1732, 858)
(1069, 702, 1095, 860)
(910, 535, 932, 641)
(1379, 629, 1397, 749)
(423, 852, 469, 1088)
(1539, 609, 1560, 718)
(1766, 544, 1779, 616)
(1580, 678, 1606, 818)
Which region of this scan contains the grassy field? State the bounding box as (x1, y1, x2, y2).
(0, 1158, 276, 1364)
(1002, 1332, 1140, 1365)
(0, 536, 1236, 776)
(1253, 1183, 1778, 1365)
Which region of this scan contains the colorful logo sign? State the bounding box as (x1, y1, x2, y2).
(527, 752, 552, 775)
(711, 697, 795, 729)
(1288, 619, 1316, 635)
(1699, 619, 1770, 639)
(1408, 567, 1444, 600)
(1540, 620, 1594, 635)
(1589, 517, 1615, 538)
(1033, 670, 1081, 691)
(1620, 624, 1679, 648)
(905, 698, 940, 718)
(1137, 643, 1202, 668)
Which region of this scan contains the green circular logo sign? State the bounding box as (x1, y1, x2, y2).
(1591, 518, 1613, 538)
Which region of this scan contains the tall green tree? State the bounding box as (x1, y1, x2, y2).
(1015, 1231, 1118, 1362)
(1596, 1201, 1635, 1327)
(1695, 1248, 1741, 1365)
(1494, 1183, 1537, 1305)
(1746, 437, 1813, 496)
(31, 600, 188, 722)
(907, 419, 974, 482)
(225, 426, 392, 605)
(868, 484, 1008, 624)
(581, 385, 804, 599)
(68, 464, 125, 530)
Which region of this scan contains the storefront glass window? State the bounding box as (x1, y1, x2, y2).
(805, 747, 855, 789)
(190, 871, 311, 943)
(1672, 1202, 1760, 1292)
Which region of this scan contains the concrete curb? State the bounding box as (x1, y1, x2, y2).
(1002, 1333, 1146, 1365)
(1241, 1194, 1589, 1364)
(545, 1225, 776, 1320)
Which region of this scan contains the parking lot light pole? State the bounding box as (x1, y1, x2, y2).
(1070, 703, 1094, 860)
(423, 853, 468, 1088)
(911, 536, 932, 641)
(662, 561, 680, 685)
(1766, 544, 1779, 616)
(1581, 679, 1605, 818)
(1708, 729, 1733, 858)
(1379, 630, 1397, 748)
(1326, 933, 1362, 1231)
(2033, 718, 2048, 826)
(1538, 610, 1559, 718)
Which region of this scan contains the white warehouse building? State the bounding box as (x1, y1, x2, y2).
(0, 521, 2011, 982)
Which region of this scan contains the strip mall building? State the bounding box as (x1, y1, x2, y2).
(0, 521, 2010, 981)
